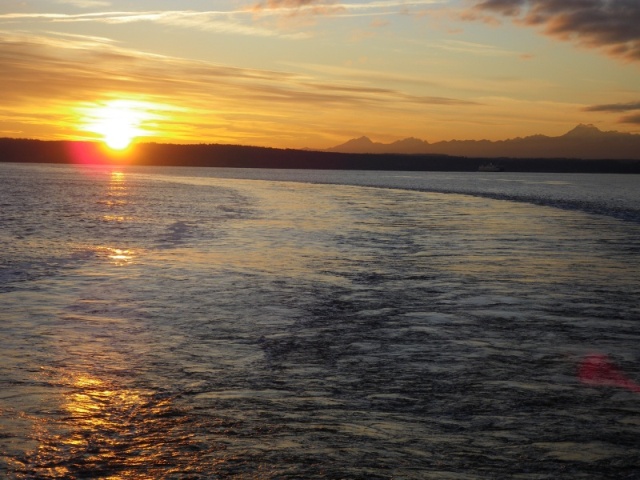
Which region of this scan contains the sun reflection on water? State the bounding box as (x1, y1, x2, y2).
(110, 171, 125, 181)
(99, 170, 133, 224)
(17, 371, 219, 479)
(101, 214, 131, 223)
(107, 171, 127, 195)
(90, 246, 136, 266)
(107, 248, 134, 265)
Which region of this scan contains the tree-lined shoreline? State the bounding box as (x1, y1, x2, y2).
(1, 138, 639, 173)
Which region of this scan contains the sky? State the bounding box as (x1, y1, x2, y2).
(1, 0, 639, 149)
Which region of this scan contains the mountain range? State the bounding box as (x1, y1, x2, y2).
(326, 124, 640, 160)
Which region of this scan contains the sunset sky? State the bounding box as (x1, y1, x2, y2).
(1, 0, 639, 149)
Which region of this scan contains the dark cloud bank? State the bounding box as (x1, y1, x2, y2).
(468, 0, 640, 63)
(584, 102, 640, 125)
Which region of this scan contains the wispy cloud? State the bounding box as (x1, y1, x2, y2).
(0, 2, 448, 38)
(584, 101, 640, 113)
(439, 39, 517, 57)
(55, 0, 112, 7)
(253, 0, 326, 5)
(620, 114, 640, 125)
(0, 31, 478, 145)
(464, 0, 640, 63)
(0, 10, 292, 38)
(585, 101, 640, 125)
(251, 0, 344, 16)
(245, 1, 445, 35)
(250, 0, 444, 12)
(285, 60, 552, 98)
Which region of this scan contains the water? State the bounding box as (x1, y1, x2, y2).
(1, 163, 639, 479)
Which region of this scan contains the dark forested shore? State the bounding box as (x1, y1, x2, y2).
(2, 138, 639, 173)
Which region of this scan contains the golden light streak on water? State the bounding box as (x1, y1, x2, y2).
(106, 248, 135, 265)
(14, 369, 221, 478)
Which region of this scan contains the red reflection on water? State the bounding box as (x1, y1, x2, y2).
(578, 354, 640, 394)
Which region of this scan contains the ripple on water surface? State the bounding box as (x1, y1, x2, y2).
(1, 165, 639, 479)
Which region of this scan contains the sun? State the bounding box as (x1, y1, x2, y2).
(83, 100, 152, 150)
(103, 122, 137, 150)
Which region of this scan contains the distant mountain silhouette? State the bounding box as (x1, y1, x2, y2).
(327, 124, 640, 159)
(331, 136, 432, 154)
(561, 124, 604, 138)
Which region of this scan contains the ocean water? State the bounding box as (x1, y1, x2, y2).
(1, 162, 639, 479)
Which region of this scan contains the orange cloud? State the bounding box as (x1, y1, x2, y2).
(250, 0, 344, 16)
(0, 31, 478, 146)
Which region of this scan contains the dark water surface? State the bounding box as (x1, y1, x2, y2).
(1, 164, 639, 479)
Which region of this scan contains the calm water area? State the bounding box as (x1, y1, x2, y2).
(1, 163, 639, 479)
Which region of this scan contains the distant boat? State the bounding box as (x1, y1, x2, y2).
(478, 162, 503, 172)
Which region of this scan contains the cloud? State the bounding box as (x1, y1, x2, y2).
(252, 0, 335, 8)
(246, 1, 445, 37)
(584, 100, 640, 125)
(370, 18, 390, 28)
(256, 0, 321, 5)
(0, 10, 294, 38)
(248, 0, 445, 16)
(0, 10, 322, 39)
(584, 101, 640, 112)
(465, 0, 640, 63)
(55, 0, 112, 7)
(439, 39, 517, 57)
(621, 114, 640, 124)
(249, 0, 339, 22)
(0, 2, 448, 37)
(0, 31, 478, 145)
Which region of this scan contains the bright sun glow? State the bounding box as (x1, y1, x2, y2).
(83, 99, 154, 150)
